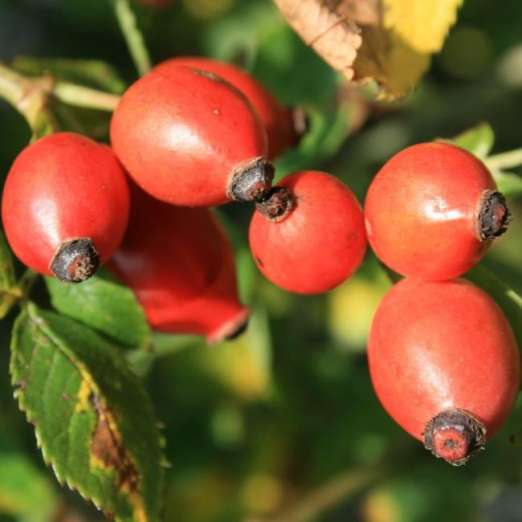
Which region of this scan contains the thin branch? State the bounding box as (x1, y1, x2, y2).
(53, 82, 120, 111)
(251, 468, 378, 522)
(0, 270, 39, 319)
(0, 62, 29, 107)
(112, 0, 152, 76)
(0, 63, 54, 130)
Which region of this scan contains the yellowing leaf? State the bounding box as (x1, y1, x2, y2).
(354, 0, 463, 98)
(354, 27, 431, 99)
(273, 0, 463, 100)
(384, 0, 464, 53)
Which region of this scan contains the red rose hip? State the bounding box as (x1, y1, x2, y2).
(364, 142, 510, 280)
(111, 65, 273, 207)
(368, 278, 520, 465)
(249, 171, 367, 294)
(2, 132, 130, 282)
(153, 57, 299, 159)
(109, 184, 248, 343)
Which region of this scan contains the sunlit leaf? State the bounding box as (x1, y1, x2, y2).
(354, 0, 463, 98)
(384, 0, 464, 54)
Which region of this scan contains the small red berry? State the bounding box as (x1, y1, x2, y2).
(368, 278, 520, 465)
(153, 56, 299, 159)
(249, 171, 367, 294)
(109, 184, 248, 343)
(111, 65, 273, 207)
(364, 142, 510, 280)
(2, 132, 130, 283)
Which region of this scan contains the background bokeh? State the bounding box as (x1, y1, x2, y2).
(0, 0, 521, 521)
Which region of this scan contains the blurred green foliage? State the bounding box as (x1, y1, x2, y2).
(0, 0, 522, 521)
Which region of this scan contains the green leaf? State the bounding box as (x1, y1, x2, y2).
(466, 265, 522, 348)
(492, 170, 522, 197)
(10, 304, 164, 522)
(0, 449, 57, 522)
(203, 1, 280, 76)
(12, 57, 126, 94)
(45, 272, 150, 349)
(274, 102, 351, 178)
(203, 1, 338, 106)
(450, 122, 495, 158)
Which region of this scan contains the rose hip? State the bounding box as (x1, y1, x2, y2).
(364, 142, 510, 280)
(153, 56, 298, 159)
(368, 277, 520, 465)
(109, 184, 248, 343)
(249, 170, 367, 294)
(2, 132, 130, 283)
(111, 65, 273, 207)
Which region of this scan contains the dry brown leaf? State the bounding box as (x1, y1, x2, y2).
(272, 0, 370, 80)
(335, 0, 382, 26)
(274, 0, 462, 100)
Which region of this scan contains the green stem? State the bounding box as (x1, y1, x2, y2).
(0, 63, 54, 131)
(0, 63, 28, 107)
(18, 269, 39, 300)
(112, 0, 152, 76)
(53, 82, 120, 111)
(0, 270, 39, 319)
(485, 149, 522, 171)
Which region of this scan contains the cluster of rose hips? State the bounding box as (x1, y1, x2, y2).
(366, 143, 518, 466)
(1, 56, 518, 465)
(1, 57, 366, 341)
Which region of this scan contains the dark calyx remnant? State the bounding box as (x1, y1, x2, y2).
(224, 316, 250, 342)
(478, 190, 511, 241)
(229, 157, 275, 203)
(423, 408, 486, 466)
(255, 186, 295, 221)
(50, 238, 100, 283)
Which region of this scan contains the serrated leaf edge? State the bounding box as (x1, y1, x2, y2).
(10, 304, 151, 522)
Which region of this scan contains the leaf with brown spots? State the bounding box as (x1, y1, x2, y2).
(10, 303, 164, 522)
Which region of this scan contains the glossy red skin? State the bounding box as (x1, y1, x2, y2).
(154, 57, 296, 159)
(1, 132, 130, 276)
(368, 278, 520, 442)
(365, 142, 497, 280)
(108, 185, 247, 342)
(249, 171, 367, 294)
(110, 65, 267, 207)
